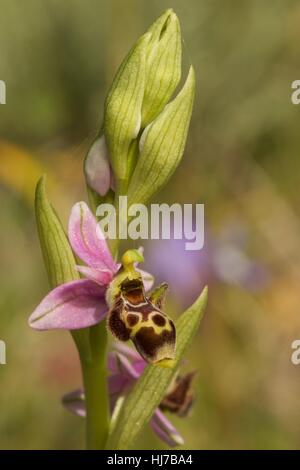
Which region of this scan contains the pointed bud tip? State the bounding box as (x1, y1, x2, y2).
(35, 174, 46, 197)
(161, 8, 177, 22)
(202, 285, 208, 301)
(187, 65, 196, 87)
(172, 432, 184, 446)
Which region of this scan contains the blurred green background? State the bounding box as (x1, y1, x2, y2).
(1, 0, 300, 449)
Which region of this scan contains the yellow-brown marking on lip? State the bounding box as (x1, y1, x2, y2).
(107, 274, 176, 364)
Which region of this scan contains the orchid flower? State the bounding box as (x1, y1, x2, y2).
(29, 10, 206, 450)
(29, 201, 153, 331)
(63, 343, 195, 447)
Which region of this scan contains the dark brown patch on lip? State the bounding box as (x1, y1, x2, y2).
(152, 313, 166, 327)
(133, 321, 176, 363)
(108, 307, 130, 341)
(125, 289, 145, 305)
(121, 278, 146, 305)
(127, 313, 140, 327)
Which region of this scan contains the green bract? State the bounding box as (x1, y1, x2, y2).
(35, 176, 79, 288)
(35, 177, 92, 355)
(106, 286, 208, 450)
(127, 66, 195, 206)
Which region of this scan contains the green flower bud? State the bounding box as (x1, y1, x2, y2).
(104, 33, 149, 193)
(103, 9, 182, 196)
(142, 9, 182, 127)
(127, 66, 195, 206)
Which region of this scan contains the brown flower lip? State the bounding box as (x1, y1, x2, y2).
(160, 371, 197, 417)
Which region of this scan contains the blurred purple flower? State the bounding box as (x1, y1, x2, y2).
(63, 343, 195, 447)
(145, 221, 269, 308)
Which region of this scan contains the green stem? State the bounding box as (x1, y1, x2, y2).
(79, 323, 109, 450)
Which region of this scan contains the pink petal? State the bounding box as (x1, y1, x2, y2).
(68, 202, 117, 272)
(84, 136, 111, 196)
(76, 265, 113, 286)
(109, 345, 147, 381)
(150, 409, 184, 447)
(116, 353, 140, 379)
(62, 389, 86, 418)
(133, 247, 154, 291)
(29, 279, 107, 330)
(132, 359, 147, 375)
(107, 352, 119, 373)
(112, 343, 141, 362)
(108, 351, 140, 379)
(137, 268, 154, 291)
(108, 374, 132, 395)
(136, 246, 144, 257)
